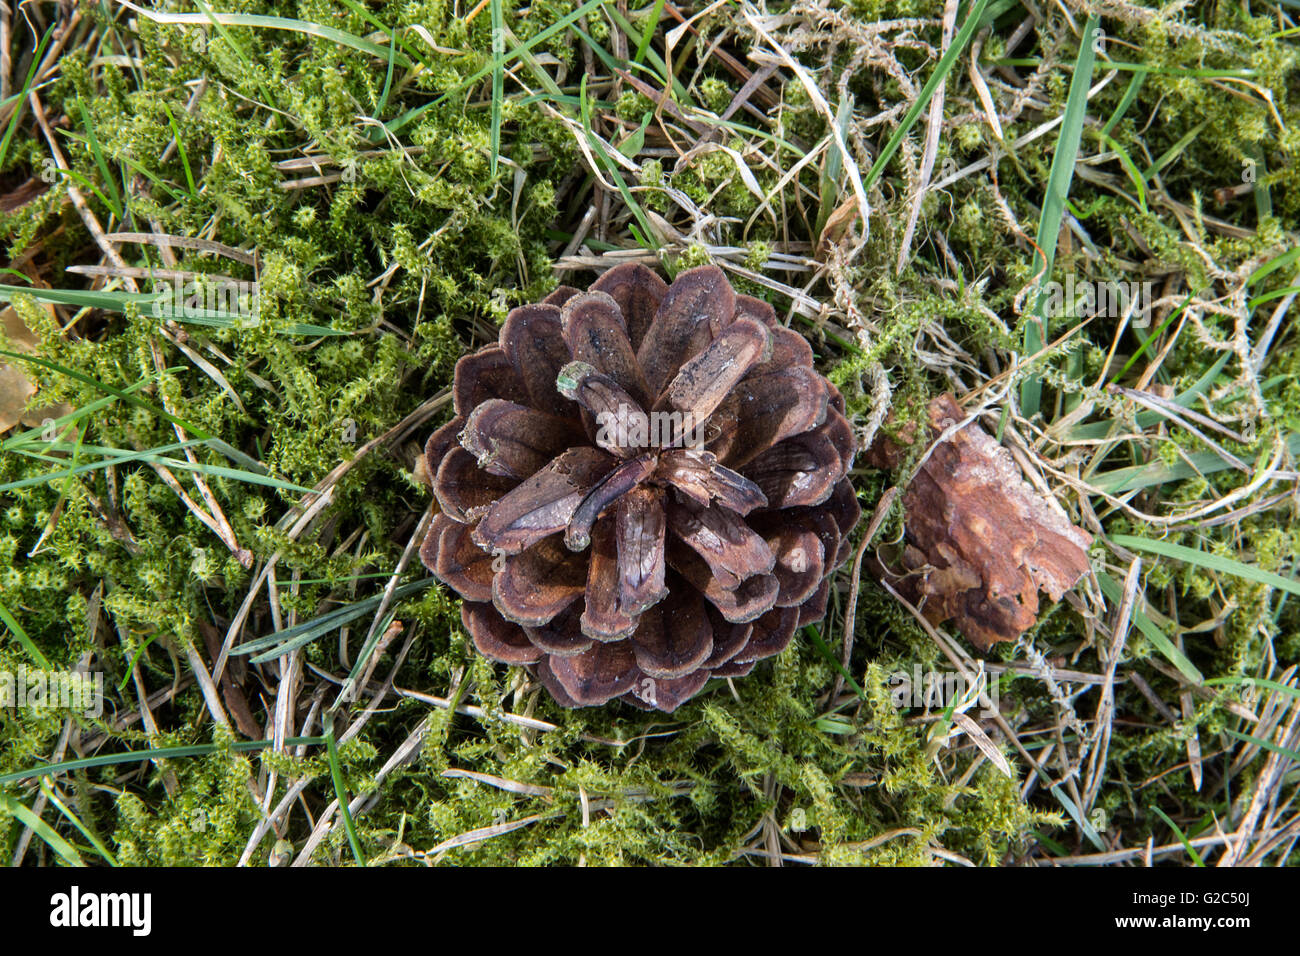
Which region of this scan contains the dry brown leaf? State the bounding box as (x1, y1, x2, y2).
(865, 394, 1092, 650)
(0, 303, 70, 434)
(817, 196, 859, 255)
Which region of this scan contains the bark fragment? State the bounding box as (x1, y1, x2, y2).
(865, 394, 1092, 649)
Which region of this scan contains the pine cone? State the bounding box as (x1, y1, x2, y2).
(419, 264, 859, 712)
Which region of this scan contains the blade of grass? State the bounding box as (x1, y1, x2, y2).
(1108, 288, 1199, 385)
(0, 597, 53, 669)
(0, 345, 266, 474)
(1067, 349, 1231, 440)
(335, 0, 429, 69)
(580, 73, 659, 251)
(0, 25, 55, 172)
(1248, 247, 1300, 288)
(1206, 676, 1300, 700)
(634, 0, 667, 65)
(375, 29, 397, 116)
(0, 378, 163, 451)
(1141, 122, 1206, 180)
(1096, 570, 1203, 684)
(117, 0, 409, 64)
(0, 737, 327, 786)
(803, 625, 866, 700)
(1091, 431, 1300, 495)
(0, 443, 317, 495)
(73, 96, 124, 219)
(1247, 285, 1300, 312)
(1100, 131, 1147, 214)
(381, 0, 610, 138)
(117, 632, 162, 693)
(1021, 12, 1101, 419)
(1247, 143, 1271, 221)
(1112, 534, 1300, 600)
(1225, 729, 1300, 764)
(1099, 70, 1146, 138)
(0, 792, 85, 866)
(489, 0, 504, 178)
(0, 283, 162, 311)
(238, 579, 433, 662)
(324, 716, 366, 865)
(162, 103, 199, 199)
(39, 779, 118, 866)
(605, 6, 690, 100)
(1150, 805, 1206, 865)
(861, 0, 992, 193)
(816, 94, 855, 237)
(1049, 783, 1106, 852)
(35, 420, 89, 545)
(51, 166, 122, 218)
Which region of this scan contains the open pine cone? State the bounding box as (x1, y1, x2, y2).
(418, 264, 859, 712)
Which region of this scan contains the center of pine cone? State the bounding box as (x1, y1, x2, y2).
(419, 264, 859, 712)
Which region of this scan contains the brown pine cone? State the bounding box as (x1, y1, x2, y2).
(418, 264, 860, 712)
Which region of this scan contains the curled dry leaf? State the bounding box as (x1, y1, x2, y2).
(420, 264, 860, 712)
(864, 393, 1093, 650)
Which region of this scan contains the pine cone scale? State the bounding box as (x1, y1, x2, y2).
(560, 292, 654, 408)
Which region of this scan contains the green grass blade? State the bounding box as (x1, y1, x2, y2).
(0, 25, 55, 172)
(1049, 784, 1106, 852)
(0, 737, 327, 786)
(1225, 730, 1300, 764)
(39, 779, 118, 866)
(1206, 676, 1300, 700)
(163, 102, 199, 198)
(120, 0, 409, 65)
(1247, 247, 1300, 288)
(376, 30, 397, 116)
(489, 0, 504, 178)
(0, 792, 85, 866)
(1096, 571, 1203, 684)
(803, 625, 866, 700)
(1099, 70, 1146, 138)
(1091, 432, 1300, 495)
(382, 0, 610, 139)
(238, 579, 433, 662)
(0, 597, 53, 669)
(74, 96, 124, 219)
(0, 345, 266, 474)
(1141, 122, 1206, 180)
(1100, 132, 1147, 214)
(1150, 805, 1205, 865)
(324, 718, 366, 865)
(1021, 13, 1101, 419)
(580, 74, 659, 251)
(1112, 535, 1300, 600)
(0, 283, 162, 311)
(1108, 288, 1199, 385)
(634, 0, 667, 65)
(861, 0, 992, 192)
